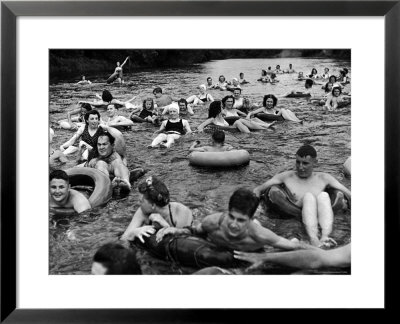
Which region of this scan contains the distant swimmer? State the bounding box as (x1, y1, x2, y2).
(214, 75, 228, 91)
(274, 64, 284, 74)
(79, 90, 136, 110)
(297, 71, 306, 81)
(239, 72, 249, 84)
(324, 87, 351, 111)
(189, 130, 233, 152)
(148, 104, 192, 149)
(75, 75, 92, 85)
(307, 68, 321, 79)
(253, 144, 351, 248)
(186, 84, 214, 105)
(322, 67, 330, 79)
(152, 87, 179, 109)
(49, 170, 91, 214)
(109, 56, 129, 84)
(58, 102, 92, 130)
(102, 104, 134, 128)
(284, 63, 295, 73)
(226, 78, 241, 92)
(206, 76, 217, 89)
(129, 98, 160, 124)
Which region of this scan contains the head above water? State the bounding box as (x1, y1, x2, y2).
(324, 82, 334, 93)
(92, 243, 141, 275)
(261, 70, 267, 76)
(84, 110, 101, 125)
(80, 102, 92, 112)
(212, 130, 225, 144)
(218, 75, 226, 83)
(296, 144, 317, 159)
(329, 75, 337, 83)
(199, 84, 207, 92)
(49, 169, 69, 183)
(305, 79, 314, 88)
(138, 176, 170, 207)
(332, 87, 342, 96)
(239, 72, 244, 78)
(311, 68, 318, 75)
(102, 90, 113, 103)
(178, 98, 188, 109)
(262, 94, 278, 107)
(208, 101, 222, 118)
(222, 95, 235, 108)
(228, 188, 259, 219)
(295, 145, 317, 178)
(153, 87, 163, 95)
(143, 98, 154, 110)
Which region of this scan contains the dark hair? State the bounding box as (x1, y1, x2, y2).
(271, 73, 276, 79)
(233, 88, 242, 94)
(239, 72, 244, 76)
(311, 68, 318, 74)
(228, 188, 259, 218)
(305, 79, 314, 88)
(261, 70, 267, 76)
(49, 169, 69, 183)
(80, 103, 92, 111)
(212, 130, 225, 144)
(276, 65, 280, 69)
(268, 66, 271, 70)
(329, 75, 337, 83)
(178, 98, 188, 108)
(262, 94, 278, 107)
(153, 87, 162, 94)
(142, 98, 154, 110)
(102, 90, 113, 103)
(332, 86, 342, 95)
(343, 68, 349, 74)
(207, 77, 212, 81)
(324, 82, 333, 93)
(93, 243, 141, 275)
(218, 75, 226, 82)
(138, 176, 170, 207)
(222, 95, 235, 107)
(84, 110, 101, 124)
(208, 101, 222, 118)
(98, 132, 115, 145)
(296, 145, 317, 158)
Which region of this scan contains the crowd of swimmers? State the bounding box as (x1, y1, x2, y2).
(50, 60, 351, 275)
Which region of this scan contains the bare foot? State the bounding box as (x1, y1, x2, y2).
(319, 237, 337, 249)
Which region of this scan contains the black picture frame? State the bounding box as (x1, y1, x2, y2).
(1, 1, 399, 322)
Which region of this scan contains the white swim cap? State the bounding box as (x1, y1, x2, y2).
(199, 84, 206, 91)
(168, 103, 180, 114)
(232, 78, 238, 82)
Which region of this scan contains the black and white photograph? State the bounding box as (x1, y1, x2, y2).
(49, 49, 352, 275)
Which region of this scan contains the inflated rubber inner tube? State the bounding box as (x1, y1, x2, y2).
(285, 93, 311, 98)
(50, 168, 112, 216)
(204, 124, 238, 134)
(254, 113, 284, 122)
(133, 233, 243, 269)
(263, 184, 348, 219)
(189, 150, 250, 168)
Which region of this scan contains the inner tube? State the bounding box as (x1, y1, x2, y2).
(106, 72, 119, 84)
(189, 150, 250, 168)
(343, 157, 351, 177)
(285, 93, 311, 98)
(204, 124, 238, 133)
(263, 184, 347, 219)
(134, 233, 242, 269)
(50, 168, 112, 216)
(223, 116, 241, 126)
(254, 113, 284, 122)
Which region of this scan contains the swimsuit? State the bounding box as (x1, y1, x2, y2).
(138, 109, 154, 119)
(81, 125, 104, 161)
(165, 119, 184, 135)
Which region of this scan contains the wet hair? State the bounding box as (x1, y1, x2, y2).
(262, 94, 278, 107)
(49, 169, 69, 183)
(296, 145, 317, 159)
(153, 87, 162, 95)
(324, 82, 334, 93)
(239, 72, 244, 77)
(228, 188, 259, 218)
(84, 110, 101, 124)
(271, 73, 276, 79)
(332, 86, 342, 95)
(102, 90, 113, 103)
(207, 77, 212, 82)
(276, 65, 280, 69)
(343, 68, 349, 74)
(311, 68, 318, 74)
(305, 79, 314, 88)
(80, 103, 92, 111)
(138, 176, 170, 207)
(143, 98, 154, 110)
(218, 75, 226, 82)
(93, 243, 141, 275)
(261, 70, 267, 76)
(98, 132, 115, 145)
(178, 98, 188, 108)
(329, 75, 337, 83)
(289, 63, 293, 67)
(212, 130, 225, 144)
(233, 88, 242, 94)
(222, 95, 235, 107)
(267, 66, 271, 70)
(208, 101, 222, 118)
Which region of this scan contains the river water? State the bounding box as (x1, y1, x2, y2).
(49, 57, 351, 275)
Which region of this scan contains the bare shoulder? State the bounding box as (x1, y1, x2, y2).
(172, 202, 192, 215)
(316, 171, 337, 182)
(69, 189, 89, 202)
(202, 212, 223, 230)
(277, 170, 296, 180)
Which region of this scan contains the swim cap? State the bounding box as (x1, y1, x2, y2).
(199, 84, 206, 91)
(168, 103, 180, 114)
(232, 78, 238, 82)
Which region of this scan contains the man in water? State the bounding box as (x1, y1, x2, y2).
(153, 87, 179, 109)
(49, 170, 91, 213)
(87, 132, 131, 191)
(189, 130, 233, 152)
(253, 144, 351, 247)
(156, 188, 313, 252)
(102, 104, 134, 128)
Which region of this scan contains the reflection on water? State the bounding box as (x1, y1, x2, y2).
(49, 57, 351, 274)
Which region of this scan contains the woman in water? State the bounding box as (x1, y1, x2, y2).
(186, 84, 214, 105)
(79, 90, 136, 110)
(120, 175, 193, 243)
(215, 75, 228, 91)
(57, 102, 92, 130)
(324, 87, 351, 111)
(307, 68, 321, 79)
(338, 68, 350, 84)
(258, 70, 269, 82)
(328, 75, 343, 89)
(113, 56, 129, 83)
(148, 105, 192, 148)
(75, 75, 92, 85)
(226, 78, 241, 92)
(129, 98, 159, 124)
(322, 68, 330, 80)
(232, 88, 244, 110)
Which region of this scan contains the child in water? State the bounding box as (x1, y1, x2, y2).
(189, 130, 233, 152)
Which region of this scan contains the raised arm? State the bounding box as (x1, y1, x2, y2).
(66, 107, 82, 125)
(60, 126, 84, 150)
(247, 107, 265, 118)
(120, 56, 129, 68)
(197, 118, 214, 132)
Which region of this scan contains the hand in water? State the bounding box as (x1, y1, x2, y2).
(234, 250, 265, 272)
(156, 227, 176, 243)
(129, 226, 156, 243)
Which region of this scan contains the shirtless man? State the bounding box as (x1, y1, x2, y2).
(153, 87, 179, 110)
(156, 188, 313, 252)
(49, 170, 91, 213)
(253, 145, 351, 247)
(189, 130, 233, 152)
(87, 132, 131, 191)
(102, 104, 134, 128)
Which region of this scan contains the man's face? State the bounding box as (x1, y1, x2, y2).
(107, 105, 117, 117)
(223, 209, 250, 239)
(50, 178, 70, 203)
(333, 88, 341, 97)
(233, 89, 241, 98)
(178, 103, 186, 111)
(153, 92, 162, 98)
(207, 78, 212, 85)
(295, 155, 315, 178)
(97, 136, 113, 157)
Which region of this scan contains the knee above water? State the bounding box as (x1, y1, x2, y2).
(317, 191, 330, 201)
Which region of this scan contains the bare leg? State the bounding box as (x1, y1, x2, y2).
(317, 192, 336, 248)
(112, 160, 131, 190)
(186, 95, 197, 104)
(302, 192, 320, 246)
(162, 134, 180, 148)
(240, 119, 271, 130)
(150, 133, 167, 147)
(95, 160, 110, 177)
(233, 120, 250, 133)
